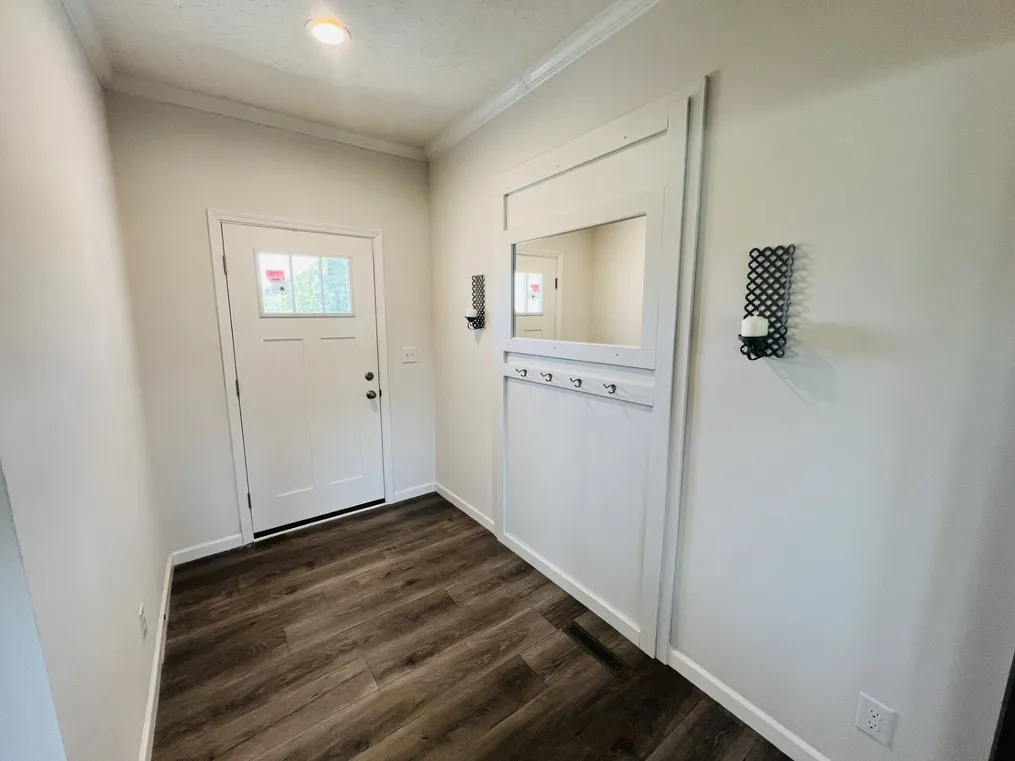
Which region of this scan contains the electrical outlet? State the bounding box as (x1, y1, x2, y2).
(138, 604, 148, 641)
(401, 346, 418, 364)
(855, 692, 897, 747)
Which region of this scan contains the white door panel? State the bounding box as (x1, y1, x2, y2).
(514, 254, 558, 340)
(223, 223, 384, 533)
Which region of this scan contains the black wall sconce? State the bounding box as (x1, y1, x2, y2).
(738, 244, 795, 361)
(465, 274, 485, 330)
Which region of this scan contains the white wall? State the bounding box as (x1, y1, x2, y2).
(0, 2, 167, 760)
(430, 2, 1015, 760)
(590, 217, 646, 346)
(0, 464, 67, 761)
(106, 94, 435, 554)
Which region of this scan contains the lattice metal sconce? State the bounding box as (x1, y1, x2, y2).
(738, 244, 795, 361)
(465, 274, 485, 330)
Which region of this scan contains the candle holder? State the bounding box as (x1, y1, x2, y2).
(739, 244, 795, 361)
(466, 274, 485, 330)
(738, 334, 768, 361)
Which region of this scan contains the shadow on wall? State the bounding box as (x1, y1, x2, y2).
(769, 245, 898, 404)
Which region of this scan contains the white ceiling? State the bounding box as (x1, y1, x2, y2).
(82, 0, 617, 150)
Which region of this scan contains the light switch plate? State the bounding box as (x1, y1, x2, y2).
(401, 346, 418, 364)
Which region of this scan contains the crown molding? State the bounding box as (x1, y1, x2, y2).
(425, 0, 660, 158)
(107, 75, 428, 162)
(60, 0, 113, 82)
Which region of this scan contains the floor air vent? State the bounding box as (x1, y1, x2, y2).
(562, 622, 626, 677)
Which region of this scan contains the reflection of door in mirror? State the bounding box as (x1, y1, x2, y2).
(513, 253, 558, 339)
(512, 216, 646, 347)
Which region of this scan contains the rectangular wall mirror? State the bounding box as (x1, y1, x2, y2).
(512, 216, 647, 347)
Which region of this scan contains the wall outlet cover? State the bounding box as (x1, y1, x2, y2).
(854, 692, 897, 747)
(401, 346, 418, 363)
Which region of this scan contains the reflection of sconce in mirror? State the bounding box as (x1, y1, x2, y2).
(466, 274, 485, 330)
(738, 244, 795, 361)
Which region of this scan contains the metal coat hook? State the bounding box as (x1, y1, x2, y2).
(570, 377, 582, 388)
(604, 384, 617, 395)
(540, 372, 553, 382)
(515, 368, 527, 377)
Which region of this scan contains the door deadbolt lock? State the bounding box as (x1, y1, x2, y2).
(366, 390, 377, 400)
(365, 371, 375, 381)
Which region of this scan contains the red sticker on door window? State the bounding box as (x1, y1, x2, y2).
(266, 270, 286, 282)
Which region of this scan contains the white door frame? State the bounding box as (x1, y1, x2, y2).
(206, 209, 395, 545)
(512, 249, 562, 340)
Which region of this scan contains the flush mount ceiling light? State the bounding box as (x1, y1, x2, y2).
(307, 19, 350, 45)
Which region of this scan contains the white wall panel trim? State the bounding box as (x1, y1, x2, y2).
(667, 649, 832, 761)
(504, 533, 641, 644)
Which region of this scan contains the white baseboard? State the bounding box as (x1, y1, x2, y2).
(666, 648, 832, 761)
(138, 555, 173, 761)
(171, 534, 243, 566)
(502, 532, 641, 646)
(435, 482, 495, 531)
(393, 483, 436, 501)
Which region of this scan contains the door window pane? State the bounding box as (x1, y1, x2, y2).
(514, 272, 543, 315)
(258, 253, 294, 314)
(256, 253, 353, 316)
(323, 258, 352, 314)
(292, 255, 324, 314)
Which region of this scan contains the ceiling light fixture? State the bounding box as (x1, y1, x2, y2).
(307, 19, 349, 45)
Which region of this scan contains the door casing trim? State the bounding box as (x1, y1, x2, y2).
(206, 209, 395, 545)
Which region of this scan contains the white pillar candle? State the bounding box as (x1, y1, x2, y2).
(465, 307, 478, 319)
(741, 315, 769, 337)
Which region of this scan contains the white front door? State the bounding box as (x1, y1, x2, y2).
(223, 223, 384, 534)
(514, 254, 558, 339)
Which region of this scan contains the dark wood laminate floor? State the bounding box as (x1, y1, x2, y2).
(154, 495, 790, 761)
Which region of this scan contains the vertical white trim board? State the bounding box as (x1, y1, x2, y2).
(667, 649, 832, 761)
(138, 555, 173, 761)
(206, 209, 396, 545)
(435, 482, 495, 532)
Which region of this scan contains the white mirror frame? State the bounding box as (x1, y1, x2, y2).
(506, 192, 664, 368)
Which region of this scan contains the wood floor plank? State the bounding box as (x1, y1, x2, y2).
(561, 665, 699, 760)
(349, 657, 545, 761)
(160, 591, 327, 700)
(364, 574, 559, 686)
(285, 526, 496, 652)
(151, 498, 790, 761)
(646, 701, 747, 761)
(522, 629, 604, 685)
(445, 553, 533, 606)
(535, 589, 589, 629)
(154, 658, 377, 761)
(468, 650, 619, 761)
(742, 739, 794, 761)
(237, 608, 555, 761)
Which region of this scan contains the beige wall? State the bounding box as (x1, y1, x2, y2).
(589, 217, 646, 347)
(106, 94, 435, 554)
(430, 2, 1015, 760)
(0, 1, 166, 759)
